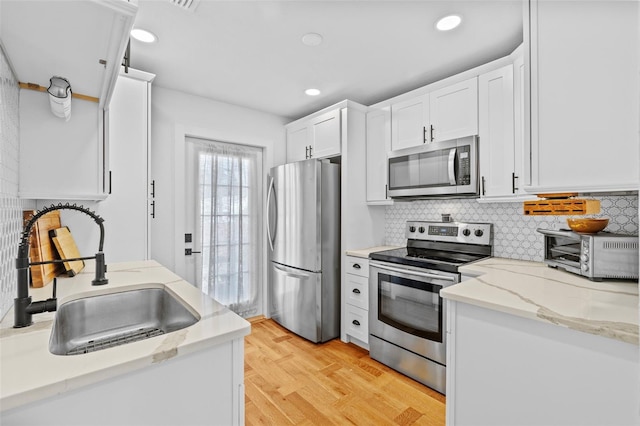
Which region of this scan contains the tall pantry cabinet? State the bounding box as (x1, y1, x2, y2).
(100, 68, 155, 262)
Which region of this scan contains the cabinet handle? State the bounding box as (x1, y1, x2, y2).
(423, 126, 427, 143)
(352, 288, 361, 294)
(352, 320, 361, 326)
(309, 145, 313, 158)
(512, 172, 518, 194)
(430, 124, 435, 142)
(150, 200, 156, 218)
(108, 171, 112, 195)
(352, 263, 361, 269)
(385, 184, 388, 200)
(481, 176, 486, 196)
(150, 180, 155, 198)
(305, 146, 309, 159)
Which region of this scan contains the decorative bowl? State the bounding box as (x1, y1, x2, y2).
(566, 218, 609, 233)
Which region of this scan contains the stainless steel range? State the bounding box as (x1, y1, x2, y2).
(368, 220, 493, 394)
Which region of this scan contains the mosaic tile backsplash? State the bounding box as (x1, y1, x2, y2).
(385, 196, 639, 262)
(0, 46, 25, 321)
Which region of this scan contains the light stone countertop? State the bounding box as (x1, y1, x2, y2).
(441, 257, 639, 345)
(345, 246, 401, 259)
(0, 260, 251, 412)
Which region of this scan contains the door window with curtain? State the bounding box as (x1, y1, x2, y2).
(186, 137, 263, 318)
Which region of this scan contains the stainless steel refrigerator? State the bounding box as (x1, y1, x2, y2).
(267, 159, 340, 343)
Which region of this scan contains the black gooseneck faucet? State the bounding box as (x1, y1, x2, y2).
(14, 203, 108, 328)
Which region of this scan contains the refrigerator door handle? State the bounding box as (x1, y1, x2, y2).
(266, 176, 277, 252)
(273, 263, 309, 279)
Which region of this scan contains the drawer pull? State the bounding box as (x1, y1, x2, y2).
(352, 263, 361, 269)
(352, 288, 361, 294)
(352, 320, 361, 326)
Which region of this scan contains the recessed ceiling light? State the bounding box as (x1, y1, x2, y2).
(305, 88, 321, 96)
(436, 15, 462, 31)
(302, 33, 323, 47)
(130, 28, 158, 43)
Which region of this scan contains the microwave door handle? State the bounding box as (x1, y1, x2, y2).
(448, 148, 457, 185)
(371, 262, 457, 282)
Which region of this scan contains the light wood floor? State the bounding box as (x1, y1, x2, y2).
(244, 318, 446, 426)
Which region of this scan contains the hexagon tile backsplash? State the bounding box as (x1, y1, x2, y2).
(385, 195, 638, 262)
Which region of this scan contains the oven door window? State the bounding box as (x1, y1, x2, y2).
(377, 273, 443, 342)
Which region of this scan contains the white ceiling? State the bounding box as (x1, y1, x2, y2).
(129, 0, 523, 120)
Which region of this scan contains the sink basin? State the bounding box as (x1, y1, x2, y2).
(49, 287, 200, 355)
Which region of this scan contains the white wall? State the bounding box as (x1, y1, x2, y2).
(148, 86, 287, 280)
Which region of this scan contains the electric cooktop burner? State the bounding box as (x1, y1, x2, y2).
(370, 220, 493, 273)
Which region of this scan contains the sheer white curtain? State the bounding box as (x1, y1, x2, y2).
(189, 138, 263, 318)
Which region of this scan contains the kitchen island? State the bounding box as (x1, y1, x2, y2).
(0, 260, 250, 425)
(441, 258, 639, 426)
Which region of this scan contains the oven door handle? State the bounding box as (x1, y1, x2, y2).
(371, 262, 457, 282)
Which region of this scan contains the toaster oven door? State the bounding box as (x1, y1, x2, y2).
(538, 229, 583, 273)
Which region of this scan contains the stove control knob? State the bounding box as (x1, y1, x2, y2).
(418, 226, 426, 233)
(474, 229, 484, 237)
(409, 226, 416, 233)
(462, 229, 471, 237)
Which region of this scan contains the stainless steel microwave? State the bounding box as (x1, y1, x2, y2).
(537, 228, 639, 281)
(387, 136, 478, 198)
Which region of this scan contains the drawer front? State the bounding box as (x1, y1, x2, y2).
(346, 274, 369, 310)
(346, 257, 369, 278)
(345, 304, 369, 343)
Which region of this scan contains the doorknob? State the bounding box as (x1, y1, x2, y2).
(185, 248, 202, 256)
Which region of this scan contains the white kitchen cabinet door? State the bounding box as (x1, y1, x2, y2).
(513, 50, 530, 191)
(527, 0, 639, 193)
(390, 94, 429, 151)
(429, 78, 478, 143)
(100, 69, 154, 262)
(309, 108, 341, 159)
(446, 301, 640, 426)
(365, 107, 392, 204)
(478, 65, 515, 198)
(286, 123, 309, 163)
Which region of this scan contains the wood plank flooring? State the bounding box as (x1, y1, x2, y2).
(244, 318, 446, 426)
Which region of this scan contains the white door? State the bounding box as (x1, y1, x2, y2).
(309, 108, 341, 159)
(286, 123, 308, 163)
(478, 65, 515, 198)
(183, 137, 264, 318)
(429, 78, 478, 142)
(391, 94, 429, 151)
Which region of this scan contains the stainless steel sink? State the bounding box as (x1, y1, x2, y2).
(49, 287, 200, 355)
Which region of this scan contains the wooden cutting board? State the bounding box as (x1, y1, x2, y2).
(23, 210, 64, 288)
(50, 227, 85, 277)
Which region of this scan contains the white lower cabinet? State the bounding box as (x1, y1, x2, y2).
(446, 301, 640, 426)
(343, 256, 369, 348)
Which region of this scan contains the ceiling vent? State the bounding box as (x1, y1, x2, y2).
(169, 0, 201, 12)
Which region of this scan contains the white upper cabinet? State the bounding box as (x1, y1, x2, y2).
(365, 107, 392, 204)
(309, 109, 341, 159)
(3, 0, 137, 200)
(429, 78, 478, 143)
(390, 78, 478, 152)
(286, 108, 341, 162)
(478, 65, 516, 199)
(390, 95, 429, 151)
(286, 123, 309, 163)
(527, 0, 639, 193)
